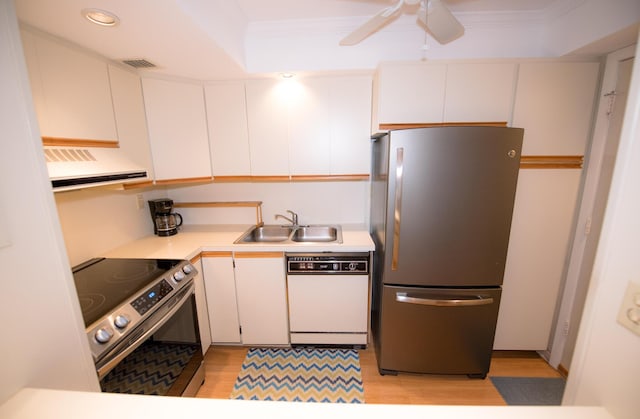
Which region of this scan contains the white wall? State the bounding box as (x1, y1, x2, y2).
(0, 0, 98, 403)
(563, 38, 640, 419)
(55, 188, 157, 266)
(166, 181, 370, 227)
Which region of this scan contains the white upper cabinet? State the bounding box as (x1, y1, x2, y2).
(21, 29, 117, 141)
(376, 62, 447, 126)
(374, 61, 517, 130)
(443, 63, 517, 123)
(328, 76, 373, 175)
(108, 64, 154, 177)
(205, 82, 251, 177)
(142, 77, 212, 181)
(245, 79, 290, 176)
(244, 75, 373, 177)
(288, 78, 332, 175)
(512, 62, 600, 155)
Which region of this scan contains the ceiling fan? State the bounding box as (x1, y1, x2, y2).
(340, 0, 464, 46)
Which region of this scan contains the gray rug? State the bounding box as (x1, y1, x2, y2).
(490, 377, 566, 405)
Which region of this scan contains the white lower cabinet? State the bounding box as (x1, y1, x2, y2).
(233, 252, 289, 346)
(191, 257, 212, 354)
(202, 252, 241, 344)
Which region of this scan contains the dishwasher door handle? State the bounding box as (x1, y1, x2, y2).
(395, 292, 494, 307)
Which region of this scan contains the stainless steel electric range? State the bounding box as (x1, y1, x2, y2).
(72, 257, 204, 396)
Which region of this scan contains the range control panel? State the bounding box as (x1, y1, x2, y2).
(286, 253, 369, 274)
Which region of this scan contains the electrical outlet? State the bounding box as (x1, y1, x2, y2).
(617, 281, 640, 337)
(136, 194, 145, 210)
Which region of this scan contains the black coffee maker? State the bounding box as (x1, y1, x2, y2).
(148, 199, 183, 236)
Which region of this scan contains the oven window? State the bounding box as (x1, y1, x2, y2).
(100, 294, 203, 396)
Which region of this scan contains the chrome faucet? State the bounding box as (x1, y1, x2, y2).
(275, 210, 299, 226)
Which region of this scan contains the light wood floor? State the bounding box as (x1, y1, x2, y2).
(195, 345, 563, 405)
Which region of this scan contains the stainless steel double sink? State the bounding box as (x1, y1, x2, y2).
(234, 224, 343, 244)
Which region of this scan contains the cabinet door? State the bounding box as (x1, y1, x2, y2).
(245, 79, 290, 176)
(288, 78, 331, 175)
(329, 76, 373, 175)
(202, 253, 241, 344)
(108, 64, 154, 177)
(443, 63, 516, 123)
(376, 63, 446, 125)
(205, 82, 251, 176)
(142, 77, 212, 181)
(494, 170, 583, 350)
(234, 253, 288, 345)
(512, 62, 600, 155)
(191, 258, 212, 354)
(21, 29, 117, 141)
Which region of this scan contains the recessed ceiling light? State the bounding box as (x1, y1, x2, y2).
(280, 72, 295, 79)
(81, 8, 120, 27)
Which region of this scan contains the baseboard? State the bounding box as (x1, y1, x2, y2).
(558, 363, 569, 378)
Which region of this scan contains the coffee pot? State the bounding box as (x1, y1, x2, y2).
(148, 199, 183, 236)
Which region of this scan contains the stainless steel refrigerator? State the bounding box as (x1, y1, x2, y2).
(370, 126, 523, 378)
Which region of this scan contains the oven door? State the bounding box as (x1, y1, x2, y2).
(97, 281, 204, 396)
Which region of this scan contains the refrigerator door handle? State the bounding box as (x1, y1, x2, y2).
(395, 292, 494, 307)
(391, 147, 404, 271)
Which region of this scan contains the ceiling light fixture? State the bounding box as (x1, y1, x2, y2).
(82, 8, 120, 27)
(280, 72, 295, 79)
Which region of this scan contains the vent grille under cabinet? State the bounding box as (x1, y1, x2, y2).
(44, 148, 96, 163)
(122, 59, 156, 69)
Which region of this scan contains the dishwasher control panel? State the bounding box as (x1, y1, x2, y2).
(286, 253, 369, 274)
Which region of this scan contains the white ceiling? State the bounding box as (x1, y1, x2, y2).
(14, 0, 640, 80)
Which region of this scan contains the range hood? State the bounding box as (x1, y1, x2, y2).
(44, 147, 148, 192)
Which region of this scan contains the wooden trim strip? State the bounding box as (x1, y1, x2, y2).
(520, 155, 583, 169)
(213, 174, 369, 182)
(291, 174, 370, 182)
(174, 201, 262, 208)
(212, 176, 254, 183)
(200, 251, 233, 258)
(379, 122, 508, 130)
(122, 180, 155, 190)
(42, 137, 120, 148)
(154, 177, 214, 186)
(189, 254, 202, 264)
(224, 175, 291, 183)
(234, 252, 284, 258)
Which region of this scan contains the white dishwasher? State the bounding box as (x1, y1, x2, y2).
(286, 253, 370, 347)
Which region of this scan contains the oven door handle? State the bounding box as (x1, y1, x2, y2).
(96, 281, 195, 379)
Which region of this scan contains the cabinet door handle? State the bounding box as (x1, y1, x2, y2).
(395, 292, 494, 307)
(391, 147, 404, 271)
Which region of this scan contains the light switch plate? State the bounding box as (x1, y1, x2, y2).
(617, 281, 640, 337)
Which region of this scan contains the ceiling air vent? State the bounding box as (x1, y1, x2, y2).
(122, 58, 156, 69)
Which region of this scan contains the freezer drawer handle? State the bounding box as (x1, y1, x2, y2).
(395, 292, 494, 307)
(391, 147, 404, 271)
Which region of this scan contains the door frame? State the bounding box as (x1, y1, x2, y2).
(548, 44, 637, 369)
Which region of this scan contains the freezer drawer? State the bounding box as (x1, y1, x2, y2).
(376, 285, 501, 378)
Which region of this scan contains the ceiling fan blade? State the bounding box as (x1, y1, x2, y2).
(418, 0, 464, 44)
(340, 1, 403, 46)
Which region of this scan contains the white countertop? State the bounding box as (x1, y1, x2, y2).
(0, 389, 614, 419)
(103, 224, 375, 260)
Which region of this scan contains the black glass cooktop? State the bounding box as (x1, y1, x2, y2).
(72, 258, 181, 327)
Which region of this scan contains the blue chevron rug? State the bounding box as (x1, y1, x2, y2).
(230, 347, 364, 403)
